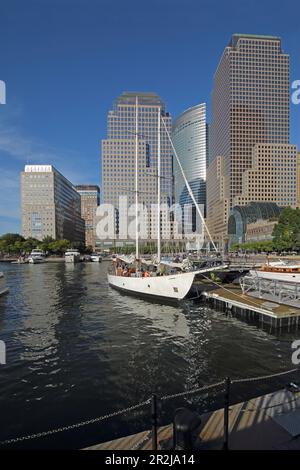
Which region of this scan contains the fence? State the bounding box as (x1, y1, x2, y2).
(0, 367, 299, 449)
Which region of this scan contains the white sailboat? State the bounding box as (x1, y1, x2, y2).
(107, 96, 226, 303)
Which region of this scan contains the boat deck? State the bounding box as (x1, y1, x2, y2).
(84, 388, 300, 450)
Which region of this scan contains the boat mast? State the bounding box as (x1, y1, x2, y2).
(157, 107, 161, 263)
(161, 117, 218, 253)
(135, 95, 139, 260)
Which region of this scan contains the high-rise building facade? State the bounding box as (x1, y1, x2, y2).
(208, 34, 291, 247)
(101, 92, 173, 241)
(21, 165, 85, 243)
(206, 156, 230, 248)
(233, 143, 297, 207)
(297, 153, 300, 208)
(172, 103, 207, 225)
(75, 185, 100, 248)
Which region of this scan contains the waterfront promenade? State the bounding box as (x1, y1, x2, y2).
(85, 387, 300, 450)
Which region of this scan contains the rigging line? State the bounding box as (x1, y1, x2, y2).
(200, 272, 275, 312)
(117, 187, 158, 195)
(161, 116, 218, 253)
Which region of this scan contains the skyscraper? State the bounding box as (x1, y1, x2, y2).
(101, 92, 173, 242)
(21, 165, 85, 242)
(208, 34, 291, 248)
(172, 103, 207, 235)
(75, 185, 100, 248)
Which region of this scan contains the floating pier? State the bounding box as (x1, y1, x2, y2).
(203, 283, 300, 329)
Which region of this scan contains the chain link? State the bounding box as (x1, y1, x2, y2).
(0, 399, 151, 446)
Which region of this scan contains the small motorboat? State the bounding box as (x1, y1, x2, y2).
(28, 249, 46, 264)
(64, 249, 81, 263)
(91, 253, 102, 262)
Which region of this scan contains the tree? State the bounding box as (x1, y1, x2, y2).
(38, 236, 55, 253)
(49, 239, 70, 255)
(22, 237, 40, 254)
(272, 207, 300, 252)
(0, 233, 25, 254)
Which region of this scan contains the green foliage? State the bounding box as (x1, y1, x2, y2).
(48, 239, 71, 255)
(231, 207, 300, 254)
(210, 272, 221, 283)
(0, 233, 25, 244)
(272, 207, 300, 252)
(0, 233, 73, 256)
(37, 236, 55, 253)
(231, 240, 275, 253)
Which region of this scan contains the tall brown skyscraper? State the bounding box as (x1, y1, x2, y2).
(207, 34, 291, 248)
(75, 185, 100, 248)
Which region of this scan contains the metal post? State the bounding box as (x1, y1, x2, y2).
(223, 377, 230, 450)
(151, 394, 158, 450)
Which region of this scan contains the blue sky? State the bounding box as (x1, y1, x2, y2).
(0, 0, 299, 234)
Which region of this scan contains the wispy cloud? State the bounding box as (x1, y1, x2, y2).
(0, 168, 20, 219)
(0, 103, 100, 235)
(0, 123, 67, 164)
(0, 120, 99, 234)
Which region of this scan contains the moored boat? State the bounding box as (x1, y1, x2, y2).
(91, 253, 102, 262)
(107, 97, 227, 303)
(250, 261, 300, 283)
(108, 263, 227, 303)
(28, 249, 46, 264)
(64, 249, 81, 263)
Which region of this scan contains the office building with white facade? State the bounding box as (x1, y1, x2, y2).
(21, 165, 85, 243)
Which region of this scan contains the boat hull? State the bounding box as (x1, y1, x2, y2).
(108, 281, 183, 305)
(108, 271, 197, 302)
(28, 258, 45, 264)
(65, 255, 80, 263)
(250, 270, 300, 283)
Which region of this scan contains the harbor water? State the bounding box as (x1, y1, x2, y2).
(0, 262, 298, 449)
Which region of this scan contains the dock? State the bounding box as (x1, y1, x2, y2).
(202, 283, 300, 329)
(84, 388, 300, 450)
